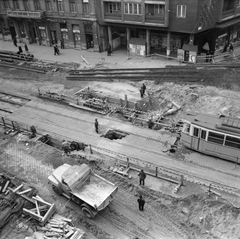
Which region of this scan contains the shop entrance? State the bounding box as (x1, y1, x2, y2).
(28, 22, 37, 43)
(86, 34, 93, 49)
(50, 30, 57, 45)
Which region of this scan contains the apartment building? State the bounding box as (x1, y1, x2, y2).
(98, 0, 240, 56)
(0, 0, 100, 50)
(0, 0, 240, 56)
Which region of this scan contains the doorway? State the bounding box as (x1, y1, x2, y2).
(28, 22, 36, 43)
(50, 30, 57, 45)
(86, 34, 93, 49)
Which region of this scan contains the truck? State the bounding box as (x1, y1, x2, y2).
(48, 163, 118, 218)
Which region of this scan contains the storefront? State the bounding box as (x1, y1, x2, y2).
(18, 21, 26, 41)
(60, 23, 69, 48)
(84, 21, 93, 49)
(38, 25, 47, 46)
(72, 24, 81, 48)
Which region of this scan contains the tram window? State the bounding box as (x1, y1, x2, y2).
(225, 136, 240, 148)
(208, 132, 224, 145)
(201, 130, 206, 139)
(193, 127, 199, 137)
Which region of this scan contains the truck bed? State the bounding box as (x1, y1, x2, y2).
(71, 172, 117, 210)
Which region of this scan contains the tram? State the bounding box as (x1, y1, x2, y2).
(181, 112, 240, 163)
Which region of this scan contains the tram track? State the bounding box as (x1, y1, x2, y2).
(6, 102, 240, 201)
(66, 67, 201, 82)
(2, 95, 240, 204)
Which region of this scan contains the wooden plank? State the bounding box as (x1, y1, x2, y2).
(42, 203, 56, 225)
(13, 184, 23, 193)
(18, 188, 32, 195)
(2, 180, 10, 193)
(35, 200, 41, 217)
(23, 208, 44, 220)
(32, 196, 52, 206)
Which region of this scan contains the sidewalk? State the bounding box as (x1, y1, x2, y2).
(0, 40, 181, 69)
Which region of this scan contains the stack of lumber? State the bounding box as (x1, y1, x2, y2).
(41, 214, 84, 239)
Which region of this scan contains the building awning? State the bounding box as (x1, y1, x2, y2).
(182, 44, 198, 52)
(129, 38, 145, 45)
(215, 17, 240, 29)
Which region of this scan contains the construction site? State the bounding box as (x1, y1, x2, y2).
(1, 44, 240, 239)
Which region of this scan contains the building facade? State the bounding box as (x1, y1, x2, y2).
(1, 0, 240, 55)
(98, 0, 240, 56)
(0, 0, 100, 50)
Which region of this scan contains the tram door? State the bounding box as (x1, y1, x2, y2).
(191, 126, 200, 150)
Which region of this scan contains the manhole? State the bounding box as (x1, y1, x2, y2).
(104, 130, 129, 140)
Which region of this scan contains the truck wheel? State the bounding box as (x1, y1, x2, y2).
(81, 206, 94, 219)
(52, 185, 61, 195)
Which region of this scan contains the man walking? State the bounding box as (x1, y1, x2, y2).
(137, 195, 145, 211)
(138, 169, 146, 186)
(95, 119, 99, 133)
(142, 83, 146, 96)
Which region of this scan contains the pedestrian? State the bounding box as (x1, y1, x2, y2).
(95, 118, 99, 133)
(18, 45, 23, 54)
(13, 37, 17, 47)
(54, 44, 59, 55)
(24, 43, 29, 52)
(107, 43, 112, 56)
(222, 41, 228, 53)
(138, 169, 146, 185)
(142, 83, 146, 96)
(229, 43, 234, 52)
(60, 39, 64, 49)
(140, 87, 144, 98)
(137, 195, 145, 211)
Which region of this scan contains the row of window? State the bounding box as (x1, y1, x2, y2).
(107, 2, 186, 18)
(192, 126, 240, 149)
(2, 0, 187, 18)
(3, 0, 89, 13)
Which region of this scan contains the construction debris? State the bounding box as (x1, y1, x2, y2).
(38, 214, 84, 239)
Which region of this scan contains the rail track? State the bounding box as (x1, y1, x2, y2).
(0, 91, 30, 116)
(0, 62, 46, 74)
(66, 67, 201, 82)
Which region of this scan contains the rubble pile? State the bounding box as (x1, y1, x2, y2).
(38, 214, 84, 239)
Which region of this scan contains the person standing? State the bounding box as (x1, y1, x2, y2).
(13, 37, 17, 47)
(95, 119, 99, 133)
(54, 44, 59, 55)
(107, 43, 112, 56)
(138, 169, 146, 186)
(140, 87, 144, 98)
(137, 195, 145, 211)
(60, 39, 64, 49)
(142, 83, 146, 96)
(24, 43, 29, 52)
(18, 45, 23, 54)
(229, 43, 234, 52)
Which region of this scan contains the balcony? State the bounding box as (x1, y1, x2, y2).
(104, 12, 122, 21)
(145, 13, 165, 25)
(7, 10, 46, 19)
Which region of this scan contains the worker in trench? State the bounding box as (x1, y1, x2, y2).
(62, 140, 71, 156)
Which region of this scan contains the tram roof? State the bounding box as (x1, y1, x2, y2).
(183, 112, 240, 136)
